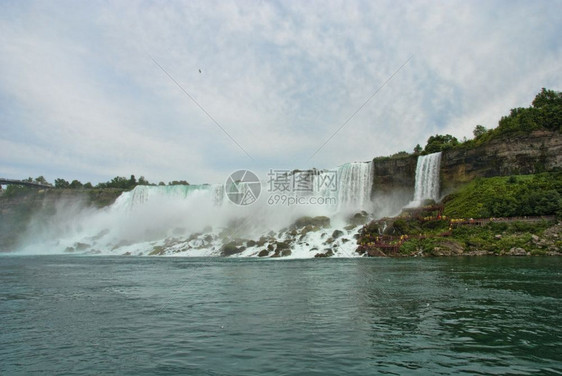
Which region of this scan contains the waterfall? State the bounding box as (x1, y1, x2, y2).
(295, 162, 373, 212)
(410, 152, 442, 206)
(16, 161, 375, 257)
(112, 184, 218, 211)
(111, 162, 374, 215)
(335, 162, 373, 211)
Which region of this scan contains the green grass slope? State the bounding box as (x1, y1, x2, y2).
(443, 172, 562, 219)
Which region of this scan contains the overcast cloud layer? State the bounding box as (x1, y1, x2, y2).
(1, 0, 561, 185)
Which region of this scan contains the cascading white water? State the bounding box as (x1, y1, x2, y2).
(17, 161, 375, 257)
(112, 184, 219, 211)
(335, 162, 373, 211)
(410, 152, 442, 206)
(292, 161, 373, 213)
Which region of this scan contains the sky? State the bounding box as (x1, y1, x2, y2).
(1, 0, 561, 185)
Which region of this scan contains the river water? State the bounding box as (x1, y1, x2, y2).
(1, 256, 561, 375)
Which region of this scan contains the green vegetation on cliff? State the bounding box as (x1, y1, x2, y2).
(358, 171, 562, 257)
(443, 172, 562, 218)
(370, 88, 561, 161)
(421, 88, 561, 154)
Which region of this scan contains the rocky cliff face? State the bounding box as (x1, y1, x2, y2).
(371, 155, 417, 216)
(371, 130, 562, 213)
(440, 130, 562, 193)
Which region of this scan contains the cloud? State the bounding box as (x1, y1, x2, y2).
(1, 0, 561, 184)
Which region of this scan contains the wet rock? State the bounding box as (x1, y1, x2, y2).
(258, 249, 269, 257)
(74, 242, 90, 251)
(149, 246, 166, 255)
(301, 225, 319, 236)
(64, 246, 75, 253)
(332, 229, 344, 239)
(508, 247, 528, 256)
(220, 242, 243, 256)
(280, 249, 292, 257)
(348, 211, 369, 226)
(314, 249, 334, 258)
(293, 216, 330, 229)
(246, 240, 257, 247)
(275, 241, 291, 251)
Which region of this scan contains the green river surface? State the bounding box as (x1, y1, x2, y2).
(1, 256, 561, 375)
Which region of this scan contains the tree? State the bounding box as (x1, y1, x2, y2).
(168, 180, 189, 186)
(35, 176, 49, 185)
(138, 176, 150, 185)
(69, 180, 83, 189)
(473, 125, 487, 138)
(532, 88, 562, 108)
(424, 134, 459, 153)
(413, 144, 422, 154)
(55, 178, 70, 189)
(83, 182, 93, 189)
(96, 175, 143, 190)
(494, 89, 562, 136)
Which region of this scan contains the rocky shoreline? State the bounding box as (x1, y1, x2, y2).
(356, 213, 561, 258)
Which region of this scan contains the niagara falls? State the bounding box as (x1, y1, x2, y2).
(1, 1, 562, 375)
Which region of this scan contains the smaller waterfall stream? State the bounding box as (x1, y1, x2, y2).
(408, 152, 442, 207)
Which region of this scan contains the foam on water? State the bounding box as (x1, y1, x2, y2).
(16, 162, 375, 257)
